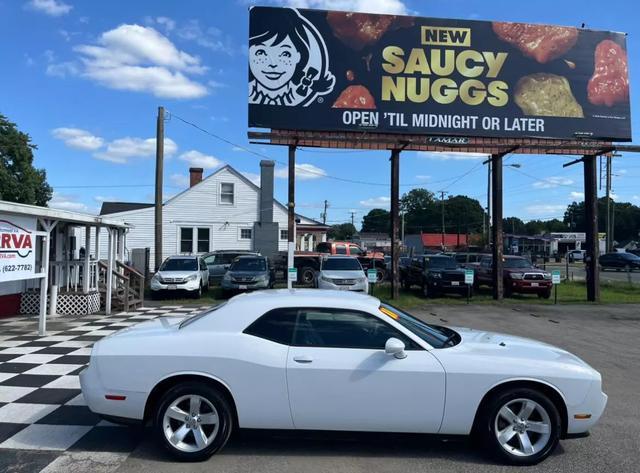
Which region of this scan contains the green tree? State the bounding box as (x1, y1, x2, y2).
(503, 216, 526, 234)
(444, 195, 485, 234)
(400, 188, 437, 233)
(0, 114, 52, 206)
(327, 223, 357, 240)
(361, 208, 390, 234)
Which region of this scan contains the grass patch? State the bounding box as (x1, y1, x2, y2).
(146, 280, 640, 310)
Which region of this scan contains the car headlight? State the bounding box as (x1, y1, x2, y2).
(510, 272, 524, 280)
(151, 273, 160, 282)
(542, 272, 551, 279)
(185, 274, 198, 282)
(255, 274, 267, 281)
(321, 275, 333, 283)
(431, 272, 442, 279)
(223, 273, 231, 281)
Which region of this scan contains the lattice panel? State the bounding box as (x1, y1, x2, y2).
(20, 291, 102, 316)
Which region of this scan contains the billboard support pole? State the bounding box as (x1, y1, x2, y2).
(390, 147, 404, 300)
(583, 155, 600, 302)
(154, 106, 164, 272)
(287, 143, 297, 289)
(491, 153, 504, 301)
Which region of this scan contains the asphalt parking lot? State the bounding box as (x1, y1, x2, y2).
(1, 302, 638, 473)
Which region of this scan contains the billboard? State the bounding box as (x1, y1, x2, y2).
(248, 7, 631, 141)
(0, 219, 36, 282)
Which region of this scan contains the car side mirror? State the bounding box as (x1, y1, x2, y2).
(385, 337, 407, 359)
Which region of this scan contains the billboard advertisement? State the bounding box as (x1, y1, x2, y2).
(248, 7, 631, 141)
(0, 219, 36, 282)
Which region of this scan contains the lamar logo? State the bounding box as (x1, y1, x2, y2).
(421, 26, 471, 47)
(0, 220, 33, 259)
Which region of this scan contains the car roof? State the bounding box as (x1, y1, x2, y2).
(234, 254, 265, 260)
(166, 255, 198, 260)
(324, 255, 358, 259)
(229, 289, 379, 311)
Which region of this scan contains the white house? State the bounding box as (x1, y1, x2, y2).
(83, 161, 328, 266)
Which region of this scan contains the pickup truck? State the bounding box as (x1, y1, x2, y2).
(274, 241, 386, 285)
(400, 254, 470, 298)
(475, 255, 552, 298)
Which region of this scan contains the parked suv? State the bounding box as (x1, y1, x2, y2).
(400, 255, 468, 298)
(221, 255, 275, 296)
(599, 252, 640, 271)
(476, 255, 552, 298)
(203, 250, 259, 284)
(317, 256, 368, 292)
(150, 255, 209, 299)
(567, 249, 586, 262)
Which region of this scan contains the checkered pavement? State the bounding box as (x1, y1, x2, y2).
(0, 305, 210, 472)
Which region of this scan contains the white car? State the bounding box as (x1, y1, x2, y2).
(567, 250, 586, 262)
(80, 290, 606, 465)
(150, 255, 209, 298)
(317, 255, 368, 292)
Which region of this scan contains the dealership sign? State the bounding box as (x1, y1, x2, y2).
(248, 7, 631, 141)
(0, 220, 36, 282)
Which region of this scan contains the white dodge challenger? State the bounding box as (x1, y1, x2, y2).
(80, 290, 607, 465)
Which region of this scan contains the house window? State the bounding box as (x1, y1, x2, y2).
(197, 228, 210, 253)
(180, 228, 193, 253)
(240, 228, 252, 240)
(220, 182, 234, 204)
(280, 229, 288, 240)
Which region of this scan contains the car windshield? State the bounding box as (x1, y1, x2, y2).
(160, 258, 197, 271)
(427, 256, 457, 269)
(504, 258, 533, 269)
(322, 258, 362, 271)
(231, 258, 266, 271)
(179, 302, 227, 329)
(379, 304, 459, 348)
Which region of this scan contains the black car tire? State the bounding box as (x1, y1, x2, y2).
(299, 266, 316, 286)
(193, 285, 202, 299)
(538, 289, 552, 299)
(154, 382, 233, 462)
(476, 387, 561, 466)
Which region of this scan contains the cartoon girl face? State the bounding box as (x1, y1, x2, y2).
(249, 35, 301, 91)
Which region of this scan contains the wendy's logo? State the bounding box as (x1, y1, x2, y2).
(249, 8, 335, 107)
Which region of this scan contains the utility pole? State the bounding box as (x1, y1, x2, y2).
(321, 199, 328, 225)
(439, 191, 447, 249)
(154, 106, 164, 271)
(486, 159, 492, 247)
(287, 144, 296, 289)
(349, 211, 356, 227)
(605, 154, 612, 252)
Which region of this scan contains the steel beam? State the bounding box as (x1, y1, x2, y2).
(390, 149, 401, 299)
(491, 153, 504, 300)
(583, 155, 600, 302)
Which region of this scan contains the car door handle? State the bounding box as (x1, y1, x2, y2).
(293, 355, 313, 364)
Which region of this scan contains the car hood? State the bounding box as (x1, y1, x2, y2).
(320, 270, 365, 279)
(156, 270, 198, 279)
(104, 316, 185, 340)
(451, 326, 594, 371)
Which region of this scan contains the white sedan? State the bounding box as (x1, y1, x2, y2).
(80, 290, 606, 465)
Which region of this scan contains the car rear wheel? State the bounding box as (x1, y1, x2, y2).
(154, 382, 233, 461)
(299, 266, 316, 285)
(478, 388, 560, 465)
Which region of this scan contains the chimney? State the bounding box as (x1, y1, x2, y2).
(189, 167, 203, 187)
(259, 160, 275, 223)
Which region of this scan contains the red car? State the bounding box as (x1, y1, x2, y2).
(476, 255, 553, 298)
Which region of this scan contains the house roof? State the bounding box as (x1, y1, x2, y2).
(98, 164, 328, 228)
(100, 202, 154, 215)
(0, 200, 129, 228)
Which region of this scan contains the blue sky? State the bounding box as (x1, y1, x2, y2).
(2, 0, 639, 228)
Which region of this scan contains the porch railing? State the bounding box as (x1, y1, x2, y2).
(97, 260, 144, 312)
(49, 260, 99, 293)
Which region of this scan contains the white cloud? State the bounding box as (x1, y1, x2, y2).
(145, 16, 176, 33)
(524, 204, 566, 217)
(532, 176, 574, 189)
(46, 61, 79, 77)
(284, 0, 407, 14)
(94, 137, 177, 164)
(94, 195, 118, 203)
(569, 191, 584, 200)
(359, 196, 391, 208)
(52, 127, 104, 151)
(49, 193, 91, 213)
(169, 173, 190, 187)
(74, 24, 208, 99)
(242, 172, 261, 186)
(27, 0, 72, 17)
(417, 151, 488, 160)
(231, 146, 245, 152)
(176, 20, 235, 54)
(178, 150, 222, 169)
(275, 163, 327, 180)
(415, 175, 431, 181)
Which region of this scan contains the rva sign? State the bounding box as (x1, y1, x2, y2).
(0, 220, 36, 282)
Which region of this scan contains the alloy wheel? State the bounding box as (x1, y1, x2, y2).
(163, 394, 220, 453)
(494, 398, 551, 457)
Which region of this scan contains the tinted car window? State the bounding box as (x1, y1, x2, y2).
(316, 243, 331, 253)
(322, 258, 362, 271)
(244, 308, 297, 345)
(203, 255, 216, 265)
(504, 258, 533, 269)
(293, 309, 416, 349)
(425, 256, 457, 269)
(160, 258, 197, 271)
(335, 244, 347, 255)
(349, 246, 362, 255)
(231, 258, 266, 271)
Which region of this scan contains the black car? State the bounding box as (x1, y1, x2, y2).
(400, 255, 469, 298)
(599, 252, 640, 271)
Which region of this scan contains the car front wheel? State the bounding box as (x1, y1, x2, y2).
(154, 382, 233, 461)
(478, 388, 560, 465)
